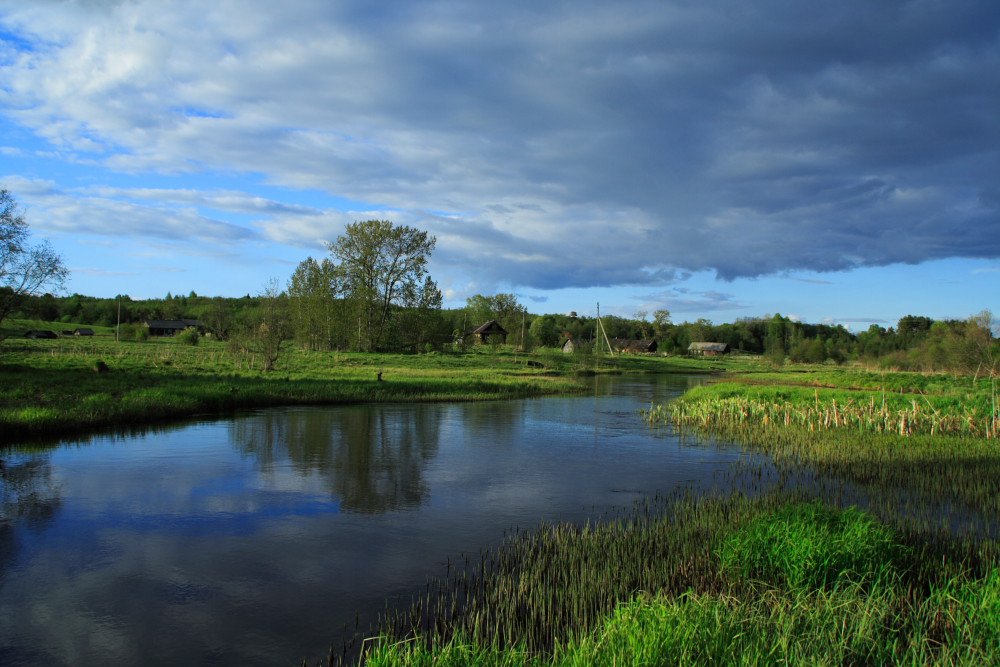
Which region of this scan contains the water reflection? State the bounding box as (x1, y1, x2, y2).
(0, 454, 62, 583)
(231, 405, 442, 513)
(0, 375, 755, 667)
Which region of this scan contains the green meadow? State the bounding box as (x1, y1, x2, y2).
(0, 320, 726, 443)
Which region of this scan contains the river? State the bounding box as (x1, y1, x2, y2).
(0, 374, 759, 666)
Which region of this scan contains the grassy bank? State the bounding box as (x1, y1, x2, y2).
(339, 494, 1000, 667)
(0, 325, 731, 442)
(644, 366, 1000, 526)
(338, 365, 1000, 666)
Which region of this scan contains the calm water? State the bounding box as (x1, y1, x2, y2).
(0, 375, 757, 666)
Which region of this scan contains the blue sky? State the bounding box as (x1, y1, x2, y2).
(1, 0, 997, 331)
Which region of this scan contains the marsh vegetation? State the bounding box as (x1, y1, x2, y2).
(342, 364, 1000, 667)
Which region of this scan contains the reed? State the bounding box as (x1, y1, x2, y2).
(645, 382, 998, 438)
(343, 496, 1000, 667)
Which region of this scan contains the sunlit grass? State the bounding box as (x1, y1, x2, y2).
(352, 497, 1000, 667)
(0, 332, 740, 442)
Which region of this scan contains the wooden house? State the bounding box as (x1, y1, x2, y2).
(470, 320, 508, 345)
(25, 330, 58, 339)
(612, 339, 658, 354)
(688, 342, 731, 356)
(73, 328, 95, 336)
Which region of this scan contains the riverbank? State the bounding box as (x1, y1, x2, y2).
(344, 365, 1000, 666)
(0, 331, 735, 443)
(344, 493, 1000, 666)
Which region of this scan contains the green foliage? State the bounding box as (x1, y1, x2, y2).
(326, 219, 439, 352)
(177, 326, 200, 346)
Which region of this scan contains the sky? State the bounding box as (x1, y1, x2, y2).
(0, 0, 997, 331)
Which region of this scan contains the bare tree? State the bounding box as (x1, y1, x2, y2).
(0, 189, 68, 324)
(229, 280, 291, 371)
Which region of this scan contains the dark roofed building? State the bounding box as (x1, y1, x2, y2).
(470, 320, 508, 345)
(25, 330, 58, 339)
(612, 339, 658, 354)
(146, 319, 204, 336)
(73, 328, 94, 336)
(688, 342, 731, 356)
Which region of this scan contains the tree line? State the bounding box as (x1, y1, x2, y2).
(1, 189, 996, 377)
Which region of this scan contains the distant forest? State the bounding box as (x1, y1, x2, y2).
(2, 288, 996, 375)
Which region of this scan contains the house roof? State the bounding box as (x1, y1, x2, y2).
(613, 338, 657, 350)
(472, 320, 508, 335)
(147, 319, 203, 329)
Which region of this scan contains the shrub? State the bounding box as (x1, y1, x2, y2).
(178, 326, 200, 346)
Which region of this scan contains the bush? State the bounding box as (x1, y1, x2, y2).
(178, 326, 200, 346)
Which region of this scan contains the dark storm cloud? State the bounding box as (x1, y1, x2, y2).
(1, 0, 997, 289)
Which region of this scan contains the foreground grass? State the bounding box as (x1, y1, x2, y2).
(343, 496, 1000, 667)
(0, 330, 734, 443)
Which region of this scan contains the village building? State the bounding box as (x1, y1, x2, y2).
(688, 342, 731, 356)
(146, 319, 205, 337)
(612, 339, 658, 354)
(469, 320, 508, 345)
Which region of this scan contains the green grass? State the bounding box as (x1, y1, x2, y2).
(348, 497, 1000, 667)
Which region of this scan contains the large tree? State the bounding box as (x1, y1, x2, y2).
(0, 189, 68, 324)
(326, 220, 437, 352)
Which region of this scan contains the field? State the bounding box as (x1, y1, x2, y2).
(0, 321, 729, 443)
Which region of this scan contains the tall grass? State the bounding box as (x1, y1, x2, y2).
(346, 496, 1000, 667)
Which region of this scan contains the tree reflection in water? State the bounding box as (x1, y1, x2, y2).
(0, 454, 63, 585)
(229, 404, 444, 514)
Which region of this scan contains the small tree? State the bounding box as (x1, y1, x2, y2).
(0, 189, 68, 325)
(230, 280, 291, 371)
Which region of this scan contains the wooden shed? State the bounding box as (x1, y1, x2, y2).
(470, 320, 508, 345)
(688, 342, 731, 356)
(73, 328, 95, 336)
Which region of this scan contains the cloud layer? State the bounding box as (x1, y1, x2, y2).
(1, 0, 998, 291)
